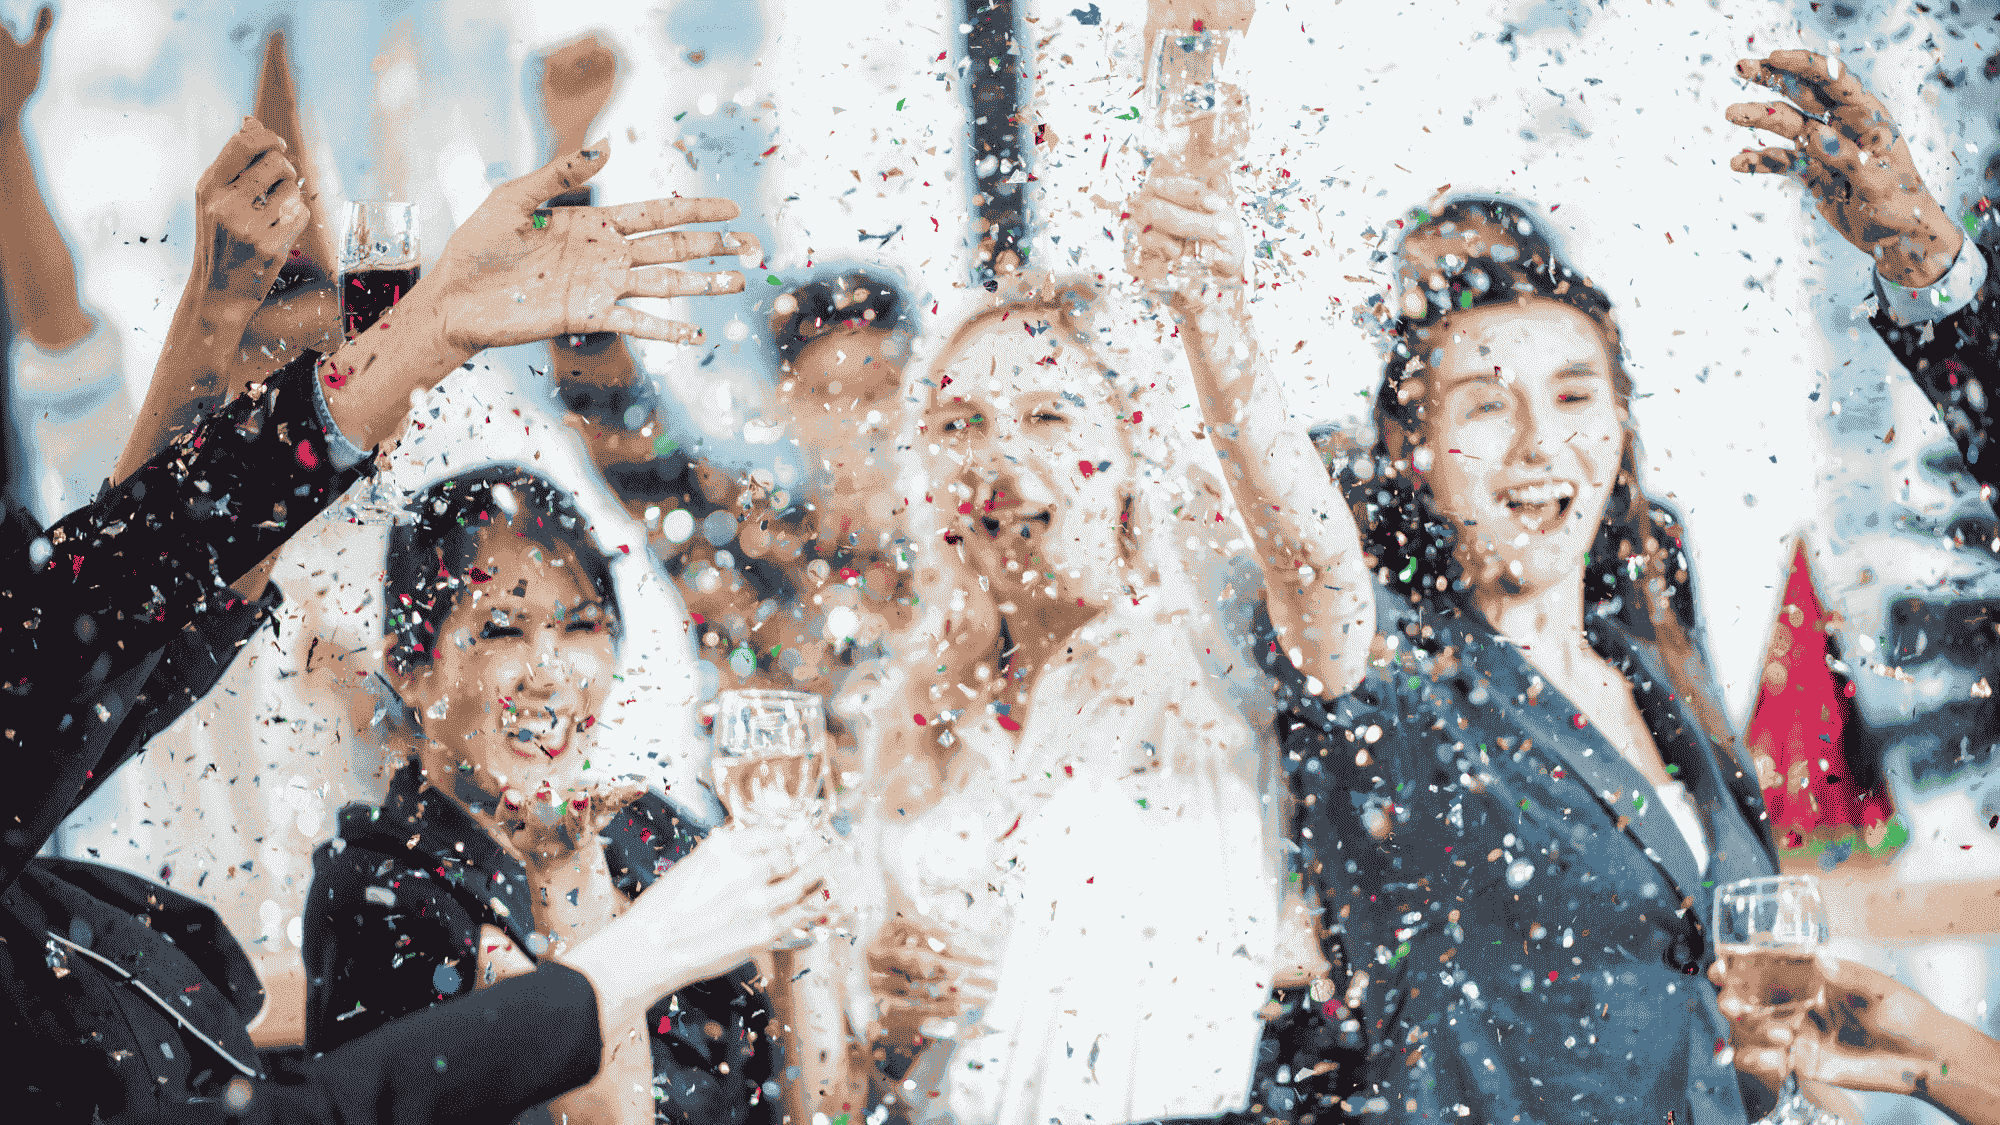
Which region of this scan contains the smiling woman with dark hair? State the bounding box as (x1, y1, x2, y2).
(305, 466, 782, 1125)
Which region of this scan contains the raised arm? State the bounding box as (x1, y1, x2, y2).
(0, 140, 756, 897)
(1126, 185, 1373, 700)
(1725, 51, 2000, 497)
(112, 118, 311, 486)
(0, 7, 93, 353)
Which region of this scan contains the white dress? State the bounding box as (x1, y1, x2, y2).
(901, 614, 1277, 1125)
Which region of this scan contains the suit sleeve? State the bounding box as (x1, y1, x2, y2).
(1872, 240, 2000, 498)
(133, 962, 604, 1125)
(0, 351, 369, 895)
(302, 845, 482, 1057)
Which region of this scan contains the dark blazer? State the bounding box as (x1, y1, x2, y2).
(1269, 588, 1777, 1125)
(0, 352, 609, 1124)
(305, 760, 774, 1125)
(1872, 239, 2000, 493)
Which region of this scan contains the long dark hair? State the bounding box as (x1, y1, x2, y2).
(1357, 197, 1734, 753)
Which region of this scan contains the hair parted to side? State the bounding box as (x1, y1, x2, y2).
(770, 265, 914, 365)
(383, 466, 619, 675)
(1360, 196, 1734, 754)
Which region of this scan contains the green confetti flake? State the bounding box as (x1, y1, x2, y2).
(766, 274, 783, 285)
(1399, 558, 1417, 582)
(1633, 792, 1647, 812)
(1116, 106, 1140, 121)
(1135, 798, 1149, 810)
(1965, 211, 1983, 234)
(652, 434, 678, 457)
(1458, 289, 1475, 309)
(674, 111, 687, 121)
(895, 98, 906, 111)
(531, 213, 549, 230)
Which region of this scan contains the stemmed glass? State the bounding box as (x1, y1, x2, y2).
(339, 201, 419, 339)
(1712, 875, 1847, 1125)
(709, 689, 834, 842)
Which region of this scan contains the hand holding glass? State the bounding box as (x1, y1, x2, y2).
(710, 690, 834, 842)
(1713, 875, 1846, 1125)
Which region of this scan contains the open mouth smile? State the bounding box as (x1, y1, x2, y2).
(1498, 479, 1576, 532)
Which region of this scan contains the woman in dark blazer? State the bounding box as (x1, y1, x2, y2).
(1127, 170, 1803, 1121)
(305, 468, 777, 1125)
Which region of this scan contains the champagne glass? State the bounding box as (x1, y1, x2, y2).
(1712, 875, 1846, 1125)
(339, 202, 419, 339)
(709, 689, 834, 842)
(1140, 28, 1249, 291)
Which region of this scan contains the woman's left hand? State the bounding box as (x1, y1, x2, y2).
(1726, 51, 1962, 288)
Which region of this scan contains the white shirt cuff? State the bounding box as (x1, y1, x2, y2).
(1874, 238, 1988, 326)
(307, 356, 371, 471)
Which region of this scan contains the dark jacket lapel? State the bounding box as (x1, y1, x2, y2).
(1445, 614, 1710, 922)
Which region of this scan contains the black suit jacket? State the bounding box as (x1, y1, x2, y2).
(305, 760, 774, 1125)
(1269, 588, 1777, 1125)
(0, 353, 608, 1124)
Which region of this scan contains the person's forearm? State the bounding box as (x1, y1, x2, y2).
(1917, 1017, 2000, 1125)
(0, 118, 93, 351)
(112, 268, 265, 484)
(316, 288, 475, 451)
(1175, 288, 1372, 694)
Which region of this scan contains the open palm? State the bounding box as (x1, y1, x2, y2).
(426, 142, 757, 354)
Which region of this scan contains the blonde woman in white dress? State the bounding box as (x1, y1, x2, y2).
(851, 280, 1283, 1125)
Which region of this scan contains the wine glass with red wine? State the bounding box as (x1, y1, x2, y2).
(339, 202, 418, 339)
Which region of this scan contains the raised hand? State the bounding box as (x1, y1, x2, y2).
(1125, 173, 1244, 299)
(421, 141, 758, 355)
(0, 6, 52, 122)
(194, 117, 310, 306)
(630, 824, 834, 985)
(538, 33, 620, 159)
(1727, 51, 1962, 288)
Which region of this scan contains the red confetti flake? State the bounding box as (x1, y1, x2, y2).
(582, 715, 596, 729)
(1548, 970, 1560, 982)
(913, 713, 928, 726)
(1572, 714, 1587, 729)
(995, 714, 1022, 732)
(660, 1016, 674, 1034)
(296, 440, 320, 470)
(1552, 767, 1565, 779)
(761, 145, 779, 156)
(1130, 410, 1143, 423)
(958, 501, 973, 514)
(1086, 876, 1095, 883)
(1077, 461, 1096, 478)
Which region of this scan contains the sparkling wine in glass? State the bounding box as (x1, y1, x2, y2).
(709, 689, 834, 842)
(340, 202, 419, 340)
(1713, 875, 1846, 1125)
(1139, 28, 1249, 291)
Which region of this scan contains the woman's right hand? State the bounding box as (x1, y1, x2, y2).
(1126, 173, 1244, 300)
(625, 825, 835, 986)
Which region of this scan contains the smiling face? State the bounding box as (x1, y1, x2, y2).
(394, 529, 618, 800)
(1411, 298, 1628, 597)
(926, 315, 1132, 607)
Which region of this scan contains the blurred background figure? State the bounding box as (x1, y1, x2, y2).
(1, 5, 125, 526)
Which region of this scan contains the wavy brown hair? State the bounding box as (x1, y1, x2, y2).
(1355, 197, 1735, 755)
